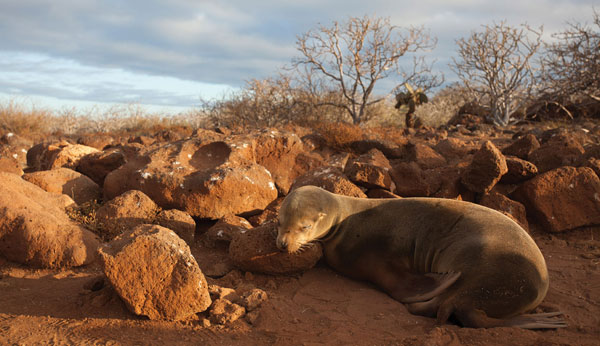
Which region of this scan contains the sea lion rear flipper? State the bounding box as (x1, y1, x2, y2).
(398, 271, 461, 304)
(454, 309, 568, 329)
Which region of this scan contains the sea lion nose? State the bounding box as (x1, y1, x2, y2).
(277, 238, 288, 251)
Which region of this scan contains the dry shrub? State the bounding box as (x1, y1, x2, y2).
(309, 121, 366, 150)
(0, 99, 54, 139)
(414, 84, 471, 127)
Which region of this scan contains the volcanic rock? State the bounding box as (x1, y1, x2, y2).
(0, 172, 99, 268)
(513, 167, 600, 233)
(156, 209, 196, 245)
(500, 156, 538, 184)
(98, 224, 211, 321)
(502, 134, 540, 160)
(344, 149, 394, 190)
(229, 223, 323, 275)
(479, 192, 529, 231)
(461, 141, 508, 194)
(22, 167, 101, 205)
(95, 190, 159, 239)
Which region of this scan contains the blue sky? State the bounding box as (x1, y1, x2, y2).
(0, 1, 595, 114)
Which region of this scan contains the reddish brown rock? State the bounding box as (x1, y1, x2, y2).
(77, 134, 115, 150)
(247, 197, 283, 227)
(254, 129, 324, 194)
(502, 134, 540, 160)
(156, 209, 196, 245)
(96, 190, 159, 239)
(434, 138, 475, 161)
(431, 165, 468, 200)
(583, 157, 600, 177)
(209, 298, 246, 324)
(461, 141, 508, 194)
(22, 167, 101, 205)
(204, 215, 253, 248)
(98, 224, 212, 321)
(40, 143, 100, 171)
(229, 223, 323, 275)
(0, 172, 99, 268)
(479, 192, 529, 231)
(391, 162, 440, 197)
(406, 142, 447, 169)
(77, 148, 127, 186)
(103, 136, 277, 219)
(501, 156, 538, 184)
(0, 155, 23, 175)
(344, 149, 393, 190)
(240, 288, 268, 311)
(513, 167, 600, 233)
(1, 132, 31, 168)
(528, 135, 585, 173)
(290, 166, 366, 198)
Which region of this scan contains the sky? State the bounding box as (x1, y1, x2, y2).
(0, 0, 595, 114)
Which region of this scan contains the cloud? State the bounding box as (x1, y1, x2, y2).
(0, 0, 596, 108)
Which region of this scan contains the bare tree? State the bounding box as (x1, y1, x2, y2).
(450, 21, 543, 126)
(539, 9, 599, 115)
(293, 15, 440, 124)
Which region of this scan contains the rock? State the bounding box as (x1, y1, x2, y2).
(98, 224, 211, 321)
(502, 134, 540, 160)
(229, 223, 323, 275)
(22, 167, 101, 205)
(240, 288, 268, 311)
(0, 155, 23, 175)
(434, 138, 475, 161)
(500, 156, 538, 184)
(583, 157, 600, 177)
(204, 215, 252, 248)
(528, 135, 585, 173)
(209, 298, 246, 324)
(156, 209, 196, 245)
(0, 132, 31, 168)
(103, 137, 278, 219)
(431, 165, 468, 200)
(0, 172, 99, 268)
(290, 166, 366, 198)
(405, 142, 447, 169)
(27, 142, 99, 171)
(513, 167, 600, 233)
(461, 141, 508, 194)
(248, 198, 283, 227)
(479, 192, 529, 231)
(77, 148, 127, 186)
(208, 285, 241, 302)
(391, 162, 440, 197)
(95, 190, 159, 239)
(77, 134, 115, 150)
(349, 139, 406, 159)
(253, 129, 324, 194)
(344, 149, 394, 190)
(129, 135, 156, 146)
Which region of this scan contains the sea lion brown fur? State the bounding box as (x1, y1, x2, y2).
(276, 185, 566, 329)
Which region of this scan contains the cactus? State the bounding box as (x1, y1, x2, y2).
(394, 83, 428, 128)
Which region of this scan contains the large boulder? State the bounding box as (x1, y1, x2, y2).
(103, 136, 278, 219)
(344, 149, 394, 190)
(290, 166, 366, 198)
(528, 134, 585, 173)
(95, 190, 159, 240)
(229, 223, 323, 275)
(502, 134, 540, 160)
(77, 147, 128, 186)
(22, 167, 101, 205)
(156, 209, 196, 245)
(461, 141, 508, 194)
(0, 172, 99, 268)
(98, 224, 212, 321)
(513, 167, 600, 233)
(27, 141, 99, 171)
(253, 129, 324, 194)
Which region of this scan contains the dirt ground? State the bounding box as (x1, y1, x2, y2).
(1, 222, 598, 346)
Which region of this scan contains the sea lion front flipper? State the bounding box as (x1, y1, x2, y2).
(397, 271, 461, 304)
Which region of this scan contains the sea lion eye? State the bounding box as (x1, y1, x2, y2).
(302, 224, 312, 230)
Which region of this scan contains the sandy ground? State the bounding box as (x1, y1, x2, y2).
(0, 223, 599, 346)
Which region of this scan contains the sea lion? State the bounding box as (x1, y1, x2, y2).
(276, 185, 566, 329)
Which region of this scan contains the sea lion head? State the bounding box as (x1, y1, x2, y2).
(276, 186, 332, 253)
